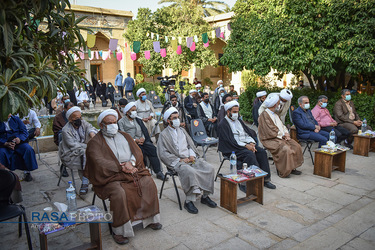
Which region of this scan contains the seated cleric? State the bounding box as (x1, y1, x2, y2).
(218, 101, 276, 189)
(84, 109, 161, 245)
(157, 107, 217, 214)
(258, 94, 303, 178)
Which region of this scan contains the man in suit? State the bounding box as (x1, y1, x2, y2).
(292, 96, 329, 147)
(197, 93, 217, 137)
(184, 89, 198, 119)
(334, 89, 371, 146)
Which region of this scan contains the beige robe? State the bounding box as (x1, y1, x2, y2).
(135, 99, 161, 136)
(258, 109, 303, 177)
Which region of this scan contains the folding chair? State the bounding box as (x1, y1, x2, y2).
(152, 95, 164, 109)
(215, 151, 230, 181)
(126, 92, 135, 102)
(29, 137, 40, 160)
(159, 168, 182, 210)
(148, 90, 156, 101)
(92, 193, 112, 235)
(190, 119, 219, 160)
(114, 91, 122, 104)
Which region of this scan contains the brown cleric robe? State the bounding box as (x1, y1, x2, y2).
(84, 131, 159, 227)
(258, 109, 304, 177)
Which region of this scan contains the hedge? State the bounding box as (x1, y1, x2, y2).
(239, 86, 375, 128)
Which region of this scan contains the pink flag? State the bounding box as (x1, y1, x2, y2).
(160, 48, 166, 57)
(176, 45, 182, 55)
(190, 42, 196, 51)
(144, 50, 151, 60)
(220, 32, 225, 39)
(79, 51, 84, 60)
(204, 40, 209, 47)
(95, 51, 99, 59)
(130, 52, 137, 61)
(116, 51, 122, 61)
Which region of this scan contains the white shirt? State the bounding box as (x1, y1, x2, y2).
(75, 90, 89, 104)
(200, 102, 213, 118)
(225, 116, 255, 146)
(167, 126, 196, 167)
(20, 110, 41, 130)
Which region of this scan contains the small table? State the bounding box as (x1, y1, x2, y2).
(313, 149, 346, 178)
(219, 175, 264, 214)
(353, 134, 375, 157)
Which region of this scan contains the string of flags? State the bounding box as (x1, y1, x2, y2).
(75, 23, 231, 62)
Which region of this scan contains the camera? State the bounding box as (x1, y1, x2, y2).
(157, 75, 177, 88)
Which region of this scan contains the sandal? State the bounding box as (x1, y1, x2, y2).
(79, 184, 89, 195)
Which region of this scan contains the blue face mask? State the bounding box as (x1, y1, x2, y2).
(304, 103, 310, 110)
(141, 95, 147, 101)
(321, 102, 327, 108)
(220, 92, 225, 97)
(64, 99, 70, 103)
(345, 95, 351, 101)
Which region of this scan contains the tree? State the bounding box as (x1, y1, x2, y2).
(124, 4, 218, 79)
(221, 0, 375, 90)
(158, 0, 230, 17)
(0, 0, 87, 121)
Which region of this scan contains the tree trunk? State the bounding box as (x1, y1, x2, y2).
(302, 70, 316, 90)
(347, 75, 354, 90)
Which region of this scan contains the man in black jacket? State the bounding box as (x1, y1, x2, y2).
(252, 91, 267, 127)
(197, 93, 217, 137)
(218, 101, 276, 189)
(118, 102, 167, 181)
(96, 81, 107, 104)
(184, 89, 198, 119)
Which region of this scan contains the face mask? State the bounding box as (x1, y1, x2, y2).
(172, 119, 180, 128)
(230, 113, 239, 121)
(220, 92, 225, 97)
(304, 103, 310, 110)
(64, 99, 70, 103)
(219, 84, 223, 88)
(108, 84, 112, 87)
(130, 111, 137, 119)
(203, 99, 209, 103)
(103, 124, 118, 137)
(86, 84, 89, 86)
(73, 118, 82, 127)
(345, 95, 351, 101)
(321, 102, 327, 108)
(80, 88, 83, 91)
(141, 95, 147, 101)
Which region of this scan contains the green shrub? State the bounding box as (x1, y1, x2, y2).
(240, 86, 375, 128)
(135, 74, 144, 84)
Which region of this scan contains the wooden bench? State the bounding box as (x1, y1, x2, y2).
(313, 149, 346, 178)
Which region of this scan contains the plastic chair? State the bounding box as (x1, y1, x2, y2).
(152, 95, 164, 109)
(114, 91, 122, 104)
(0, 170, 32, 250)
(190, 119, 219, 160)
(159, 167, 182, 210)
(92, 192, 113, 235)
(126, 92, 135, 102)
(209, 91, 214, 104)
(148, 90, 156, 101)
(29, 137, 40, 160)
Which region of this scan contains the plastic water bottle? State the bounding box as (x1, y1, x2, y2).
(329, 129, 336, 144)
(362, 118, 367, 132)
(230, 151, 237, 174)
(66, 181, 77, 212)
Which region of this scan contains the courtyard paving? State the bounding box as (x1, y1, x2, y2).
(1, 136, 375, 249)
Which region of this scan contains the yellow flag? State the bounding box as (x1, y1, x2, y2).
(171, 39, 178, 51)
(87, 34, 96, 48)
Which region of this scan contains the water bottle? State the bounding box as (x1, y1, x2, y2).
(66, 181, 77, 212)
(362, 118, 367, 132)
(230, 151, 237, 174)
(329, 129, 336, 144)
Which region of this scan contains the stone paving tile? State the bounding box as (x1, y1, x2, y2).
(268, 238, 299, 250)
(129, 227, 180, 250)
(169, 243, 191, 250)
(324, 208, 355, 224)
(276, 186, 318, 205)
(305, 197, 344, 213)
(305, 186, 360, 206)
(211, 237, 257, 250)
(336, 174, 375, 191)
(345, 196, 374, 211)
(292, 220, 332, 242)
(339, 237, 375, 250)
(332, 183, 370, 196)
(359, 226, 375, 244)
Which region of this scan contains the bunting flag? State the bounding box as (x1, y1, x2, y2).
(160, 48, 166, 57)
(190, 42, 196, 51)
(102, 51, 109, 60)
(125, 42, 128, 48)
(216, 28, 221, 38)
(156, 34, 159, 40)
(176, 45, 182, 55)
(73, 53, 79, 61)
(87, 34, 96, 48)
(79, 51, 84, 60)
(108, 50, 111, 59)
(178, 37, 182, 44)
(99, 50, 103, 57)
(153, 41, 160, 53)
(202, 33, 208, 43)
(171, 39, 178, 51)
(116, 51, 122, 61)
(220, 32, 225, 39)
(109, 39, 118, 51)
(204, 39, 209, 47)
(95, 51, 99, 59)
(227, 23, 232, 31)
(151, 33, 154, 39)
(132, 41, 140, 53)
(186, 37, 193, 48)
(194, 35, 198, 43)
(113, 50, 116, 58)
(144, 50, 151, 60)
(165, 36, 169, 43)
(211, 30, 215, 39)
(130, 52, 137, 61)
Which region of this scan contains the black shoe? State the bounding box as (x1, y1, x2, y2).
(60, 165, 69, 177)
(239, 184, 246, 193)
(184, 201, 198, 214)
(264, 181, 276, 189)
(201, 196, 217, 208)
(291, 169, 302, 175)
(147, 223, 162, 230)
(156, 172, 168, 181)
(344, 142, 353, 149)
(24, 173, 33, 182)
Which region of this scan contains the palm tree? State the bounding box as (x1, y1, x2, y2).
(158, 0, 230, 17)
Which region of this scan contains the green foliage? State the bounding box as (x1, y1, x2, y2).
(124, 4, 218, 78)
(135, 74, 144, 84)
(241, 69, 259, 88)
(240, 86, 375, 128)
(222, 0, 375, 90)
(0, 0, 87, 121)
(157, 0, 230, 17)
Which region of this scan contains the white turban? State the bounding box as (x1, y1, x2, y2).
(264, 94, 280, 108)
(189, 89, 197, 94)
(280, 89, 293, 101)
(66, 106, 81, 120)
(256, 91, 267, 98)
(217, 80, 223, 85)
(196, 84, 202, 88)
(218, 87, 225, 93)
(136, 88, 146, 97)
(224, 101, 239, 111)
(124, 102, 136, 115)
(97, 109, 118, 126)
(164, 107, 178, 122)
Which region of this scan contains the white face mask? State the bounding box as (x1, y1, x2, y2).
(130, 111, 137, 119)
(103, 124, 118, 137)
(231, 113, 239, 121)
(172, 119, 180, 128)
